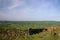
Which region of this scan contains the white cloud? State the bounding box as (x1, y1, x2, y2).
(7, 0, 20, 9)
(7, 0, 27, 10)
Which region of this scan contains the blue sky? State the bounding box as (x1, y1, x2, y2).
(0, 0, 60, 21)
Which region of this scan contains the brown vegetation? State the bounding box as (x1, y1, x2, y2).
(0, 26, 60, 38)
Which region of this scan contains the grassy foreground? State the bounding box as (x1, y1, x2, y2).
(0, 21, 60, 40)
(1, 30, 60, 40)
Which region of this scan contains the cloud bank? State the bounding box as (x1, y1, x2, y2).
(0, 0, 60, 21)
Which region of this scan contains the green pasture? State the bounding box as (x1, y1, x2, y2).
(0, 21, 60, 40)
(0, 21, 60, 30)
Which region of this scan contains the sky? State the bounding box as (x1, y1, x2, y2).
(0, 0, 60, 21)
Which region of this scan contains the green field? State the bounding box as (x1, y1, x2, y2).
(0, 21, 60, 30)
(0, 21, 60, 40)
